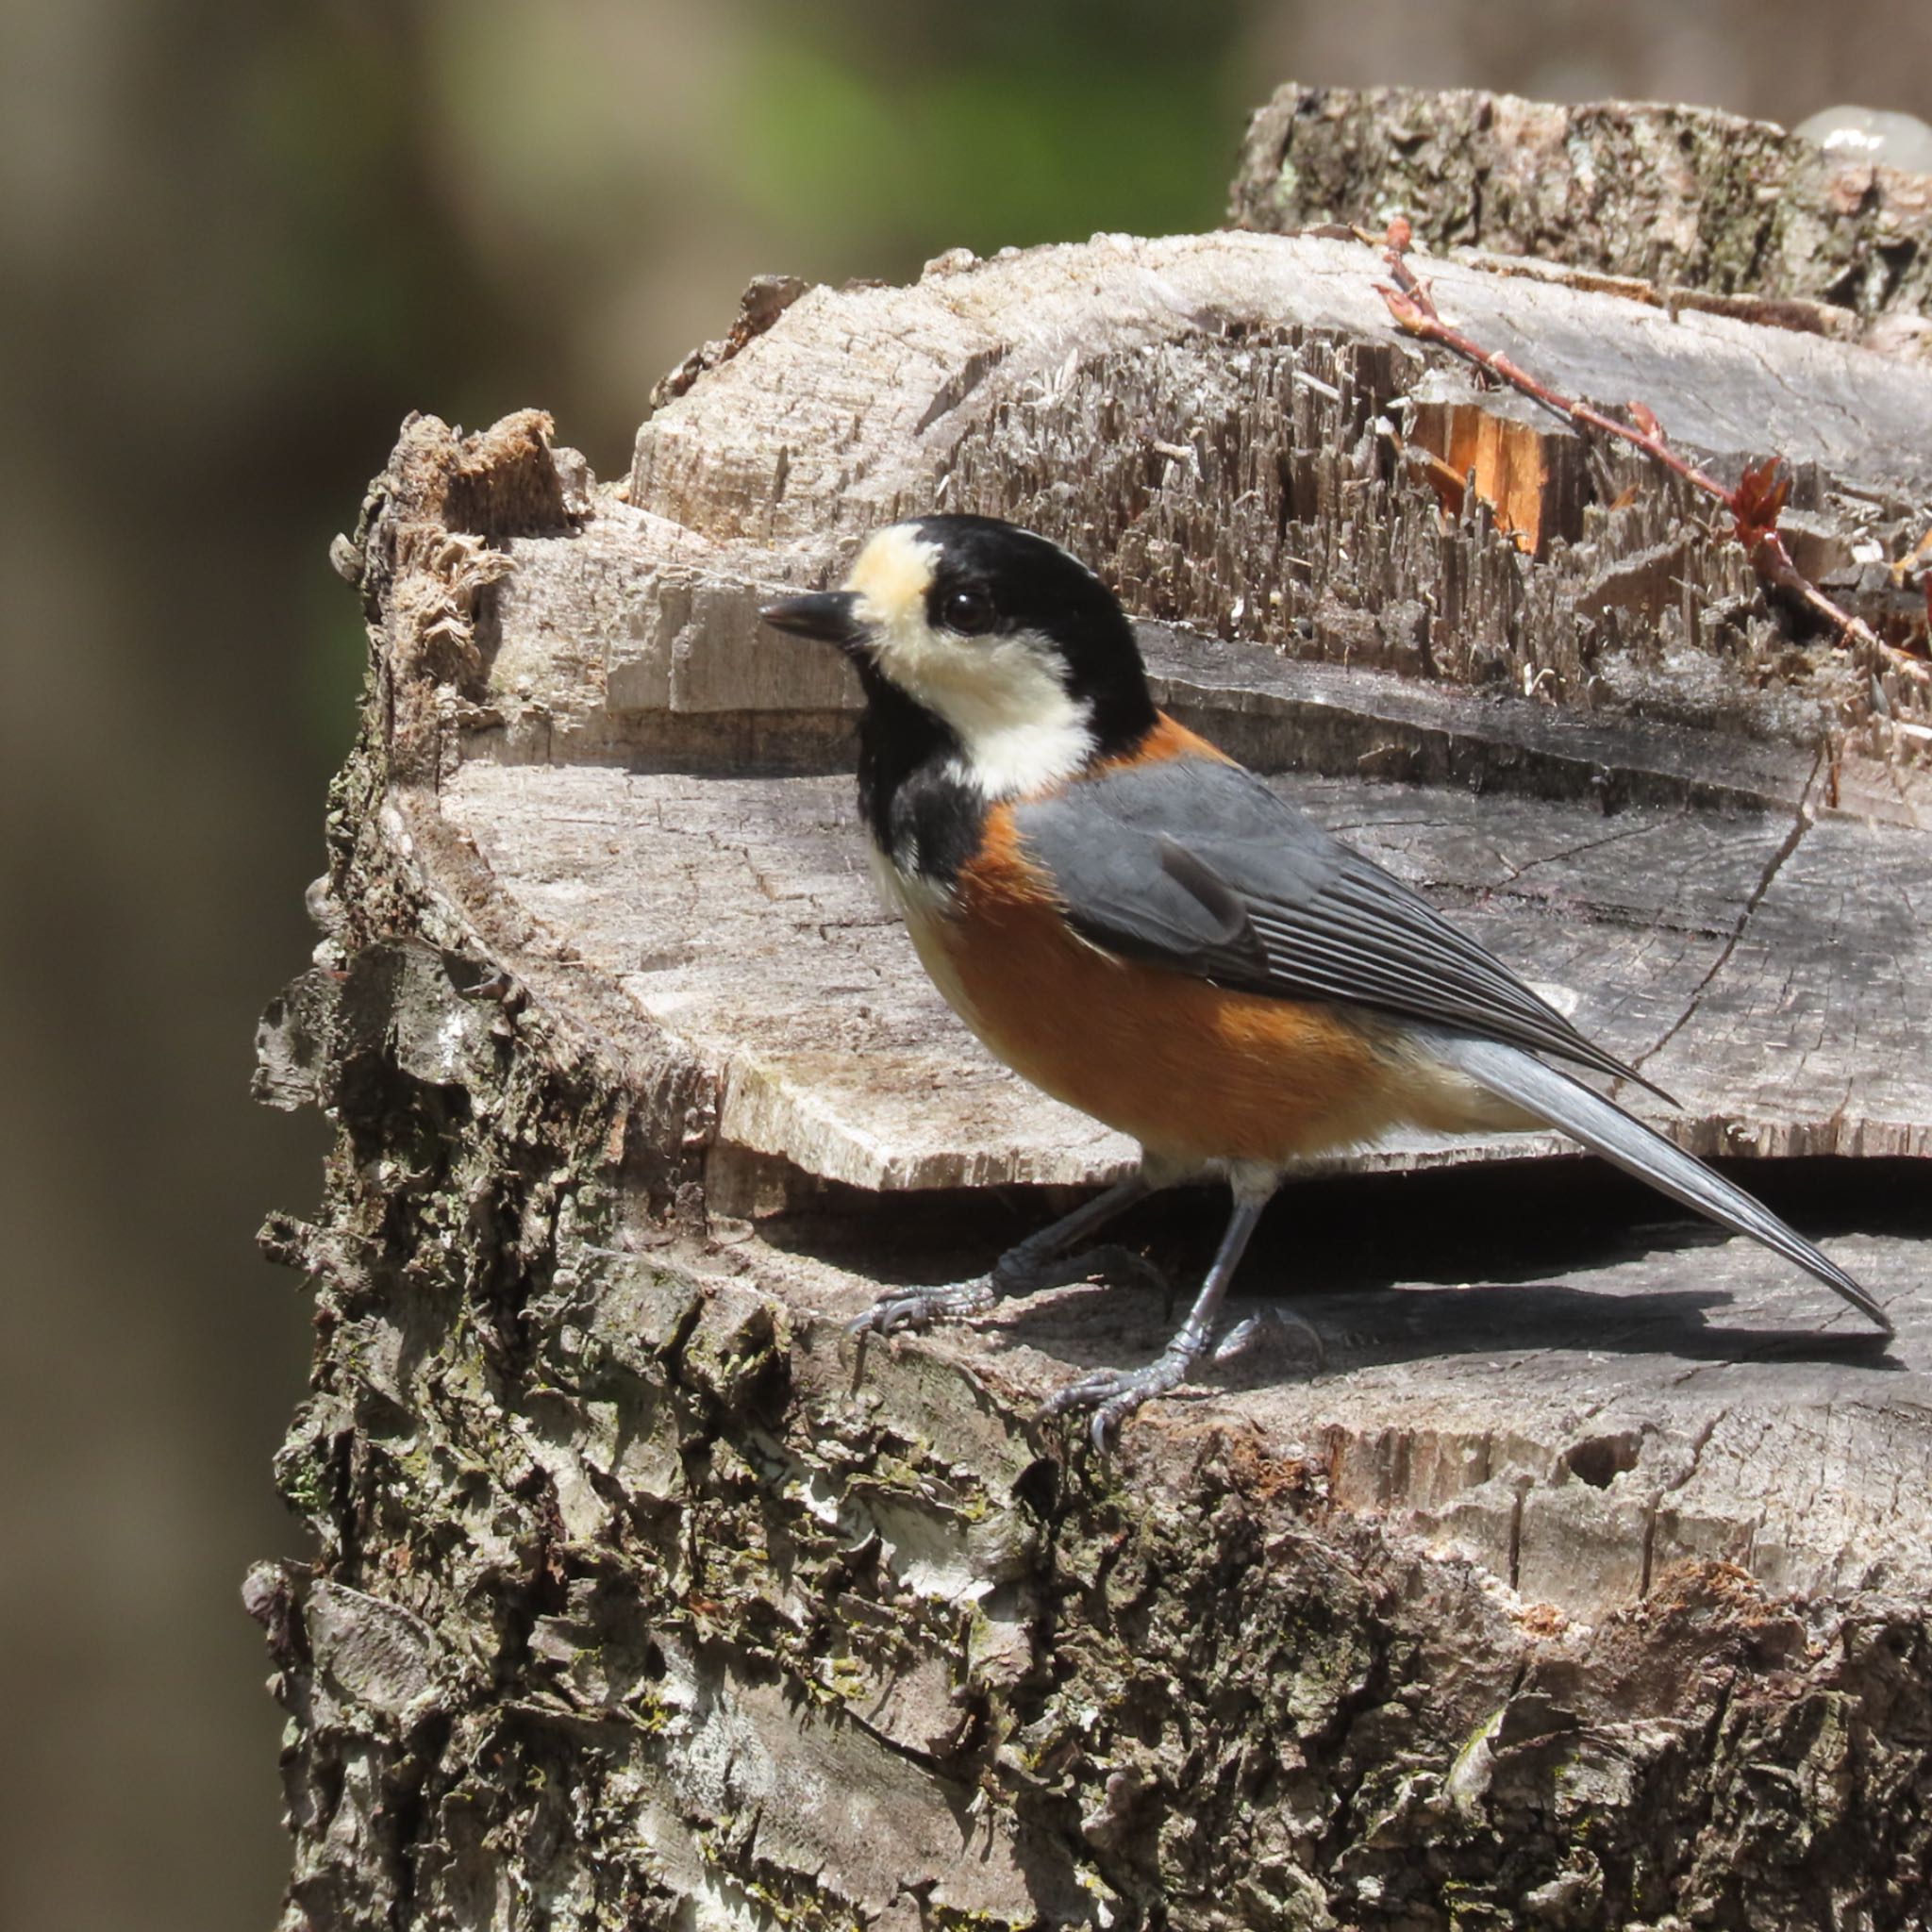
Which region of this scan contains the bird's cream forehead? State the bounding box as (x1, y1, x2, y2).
(843, 525, 939, 630)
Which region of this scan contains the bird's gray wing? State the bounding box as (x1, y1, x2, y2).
(1012, 755, 1659, 1094)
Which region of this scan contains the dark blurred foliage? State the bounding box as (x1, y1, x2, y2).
(3, 3, 1927, 1927)
(723, 2, 1242, 256)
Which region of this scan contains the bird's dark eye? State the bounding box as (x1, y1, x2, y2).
(941, 584, 996, 636)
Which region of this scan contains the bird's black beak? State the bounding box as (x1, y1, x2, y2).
(759, 591, 864, 648)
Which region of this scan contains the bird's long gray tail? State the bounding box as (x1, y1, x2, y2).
(1424, 1029, 1893, 1334)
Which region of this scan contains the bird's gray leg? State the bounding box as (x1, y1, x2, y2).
(1040, 1177, 1275, 1447)
(853, 1172, 1158, 1337)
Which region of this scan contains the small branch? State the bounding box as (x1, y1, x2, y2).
(1374, 228, 1931, 687)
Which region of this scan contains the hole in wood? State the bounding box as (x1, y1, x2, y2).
(1559, 1434, 1642, 1489)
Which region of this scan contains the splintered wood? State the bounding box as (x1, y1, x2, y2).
(1403, 397, 1578, 552)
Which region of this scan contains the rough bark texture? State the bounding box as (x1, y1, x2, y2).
(255, 102, 1932, 1932)
(1229, 84, 1932, 349)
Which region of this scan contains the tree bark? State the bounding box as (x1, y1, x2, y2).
(1229, 83, 1932, 348)
(254, 105, 1932, 1932)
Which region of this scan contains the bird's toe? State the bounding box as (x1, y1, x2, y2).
(850, 1278, 996, 1336)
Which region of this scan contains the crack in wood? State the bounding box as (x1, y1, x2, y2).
(1630, 745, 1827, 1079)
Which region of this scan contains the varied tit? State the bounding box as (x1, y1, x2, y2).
(762, 515, 1891, 1441)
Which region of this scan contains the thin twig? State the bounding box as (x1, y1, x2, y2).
(1374, 227, 1930, 686)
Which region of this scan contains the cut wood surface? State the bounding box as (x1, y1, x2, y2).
(256, 106, 1932, 1932)
(441, 760, 1932, 1198)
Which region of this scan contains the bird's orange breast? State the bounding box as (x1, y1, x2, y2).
(901, 794, 1414, 1169)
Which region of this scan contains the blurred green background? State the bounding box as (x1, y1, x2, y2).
(5, 2, 1929, 1926)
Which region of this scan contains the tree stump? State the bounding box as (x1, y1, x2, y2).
(253, 98, 1932, 1931)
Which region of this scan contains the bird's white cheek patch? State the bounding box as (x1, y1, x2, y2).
(945, 698, 1096, 800)
(878, 628, 1096, 798)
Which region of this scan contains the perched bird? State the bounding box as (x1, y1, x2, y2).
(762, 515, 1891, 1439)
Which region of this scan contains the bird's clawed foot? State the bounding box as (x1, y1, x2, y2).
(1037, 1343, 1201, 1450)
(849, 1276, 999, 1337)
(1039, 1307, 1325, 1448)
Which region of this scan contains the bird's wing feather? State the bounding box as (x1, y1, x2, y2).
(1012, 755, 1659, 1093)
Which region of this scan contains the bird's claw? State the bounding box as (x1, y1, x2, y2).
(850, 1278, 996, 1337)
(1037, 1349, 1197, 1451)
(1211, 1305, 1326, 1372)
